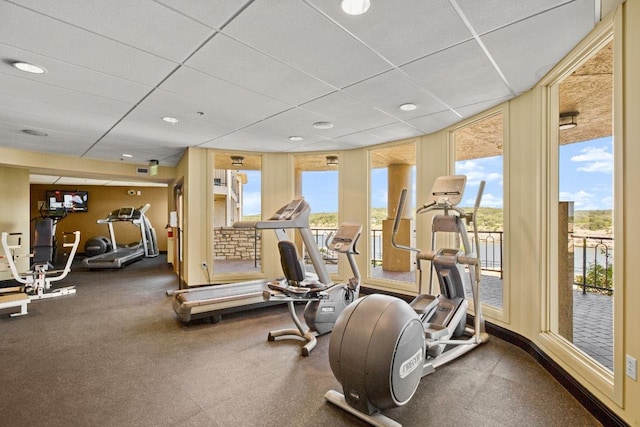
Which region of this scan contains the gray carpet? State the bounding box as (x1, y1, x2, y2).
(0, 255, 600, 426)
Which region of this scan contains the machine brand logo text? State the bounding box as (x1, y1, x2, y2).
(399, 348, 423, 378)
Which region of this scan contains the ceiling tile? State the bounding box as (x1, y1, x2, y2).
(200, 130, 295, 152)
(83, 138, 184, 165)
(401, 39, 512, 108)
(309, 0, 471, 65)
(0, 119, 98, 157)
(0, 45, 152, 102)
(140, 89, 255, 136)
(284, 139, 356, 153)
(0, 1, 177, 85)
(480, 1, 596, 94)
(185, 33, 335, 105)
(367, 122, 425, 141)
(222, 0, 391, 88)
(453, 96, 512, 118)
(103, 106, 224, 149)
(9, 0, 214, 61)
(455, 0, 570, 34)
(262, 105, 340, 140)
(342, 69, 447, 119)
(159, 67, 292, 122)
(408, 110, 461, 134)
(155, 0, 249, 29)
(0, 73, 131, 118)
(0, 94, 116, 140)
(0, 0, 606, 173)
(300, 91, 398, 136)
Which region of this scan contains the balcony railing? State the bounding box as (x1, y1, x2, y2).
(572, 234, 614, 295)
(216, 227, 613, 295)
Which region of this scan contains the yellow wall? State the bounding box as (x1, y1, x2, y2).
(30, 184, 168, 252)
(0, 166, 30, 280)
(172, 147, 211, 287)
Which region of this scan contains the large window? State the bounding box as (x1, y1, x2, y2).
(368, 142, 416, 289)
(453, 112, 505, 310)
(553, 39, 614, 372)
(212, 153, 262, 277)
(295, 154, 339, 274)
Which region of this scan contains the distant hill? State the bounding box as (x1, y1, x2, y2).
(243, 208, 612, 233)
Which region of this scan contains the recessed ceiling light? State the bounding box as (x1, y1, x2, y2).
(399, 103, 417, 111)
(313, 121, 334, 130)
(341, 0, 371, 15)
(12, 61, 46, 74)
(162, 116, 179, 124)
(289, 136, 303, 142)
(122, 153, 133, 158)
(21, 129, 48, 137)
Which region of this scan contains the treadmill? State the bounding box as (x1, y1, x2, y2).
(83, 204, 159, 269)
(171, 198, 331, 323)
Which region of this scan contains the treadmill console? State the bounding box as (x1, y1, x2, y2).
(270, 198, 305, 221)
(117, 207, 135, 219)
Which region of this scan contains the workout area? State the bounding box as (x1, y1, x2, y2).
(1, 1, 639, 426)
(0, 254, 599, 426)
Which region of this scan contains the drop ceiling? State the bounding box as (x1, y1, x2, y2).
(1, 0, 603, 176)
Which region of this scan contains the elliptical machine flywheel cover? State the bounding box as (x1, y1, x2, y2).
(84, 236, 112, 257)
(328, 294, 425, 414)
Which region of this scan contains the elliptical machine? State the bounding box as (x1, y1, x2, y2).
(263, 222, 362, 356)
(325, 175, 488, 427)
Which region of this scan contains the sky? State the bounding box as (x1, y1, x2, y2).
(239, 135, 614, 216)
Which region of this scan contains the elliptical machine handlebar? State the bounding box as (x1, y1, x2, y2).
(391, 188, 420, 253)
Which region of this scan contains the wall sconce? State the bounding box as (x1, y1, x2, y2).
(326, 155, 338, 166)
(231, 156, 244, 167)
(559, 111, 579, 130)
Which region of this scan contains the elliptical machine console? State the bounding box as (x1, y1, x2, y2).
(325, 175, 488, 426)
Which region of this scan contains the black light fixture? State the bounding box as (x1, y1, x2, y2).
(559, 111, 579, 130)
(231, 156, 244, 167)
(326, 155, 338, 166)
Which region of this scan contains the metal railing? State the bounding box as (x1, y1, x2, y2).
(215, 227, 615, 296)
(216, 226, 506, 276)
(572, 234, 614, 295)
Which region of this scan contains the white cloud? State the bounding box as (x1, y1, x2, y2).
(464, 193, 502, 208)
(571, 146, 612, 173)
(559, 190, 598, 210)
(577, 161, 612, 173)
(456, 160, 503, 187)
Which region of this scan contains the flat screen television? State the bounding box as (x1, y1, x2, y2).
(46, 190, 88, 213)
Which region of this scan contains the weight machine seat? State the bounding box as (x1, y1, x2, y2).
(270, 241, 328, 299)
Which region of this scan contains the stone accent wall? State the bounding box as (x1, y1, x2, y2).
(214, 227, 260, 260)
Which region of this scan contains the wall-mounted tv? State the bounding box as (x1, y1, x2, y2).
(46, 190, 89, 213)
